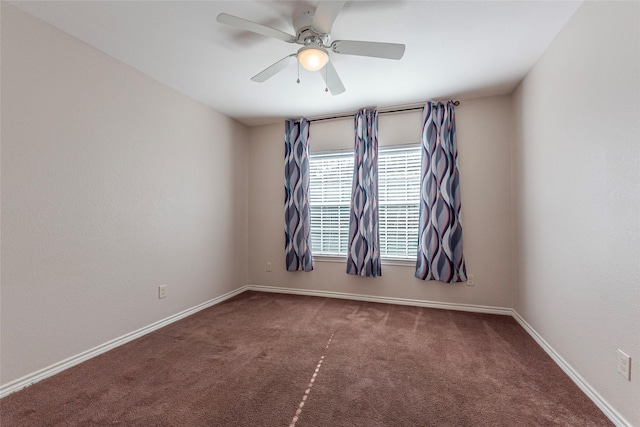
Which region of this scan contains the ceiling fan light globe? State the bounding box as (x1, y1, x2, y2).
(298, 47, 329, 71)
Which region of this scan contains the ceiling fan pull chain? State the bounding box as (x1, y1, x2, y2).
(325, 65, 329, 92)
(297, 61, 301, 84)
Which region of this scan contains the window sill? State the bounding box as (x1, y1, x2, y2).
(313, 255, 415, 267)
(313, 255, 346, 264)
(381, 258, 416, 267)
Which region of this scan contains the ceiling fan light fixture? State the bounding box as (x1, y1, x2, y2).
(297, 46, 329, 71)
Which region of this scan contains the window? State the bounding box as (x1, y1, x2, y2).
(309, 151, 353, 256)
(309, 145, 421, 260)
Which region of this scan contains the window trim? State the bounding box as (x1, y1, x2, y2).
(309, 143, 421, 263)
(312, 254, 416, 267)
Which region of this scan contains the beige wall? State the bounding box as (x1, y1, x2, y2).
(512, 1, 640, 425)
(3, 1, 638, 424)
(248, 96, 514, 309)
(1, 4, 249, 384)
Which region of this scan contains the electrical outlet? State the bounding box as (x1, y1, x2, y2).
(266, 262, 272, 272)
(158, 285, 167, 299)
(466, 274, 475, 286)
(617, 349, 631, 381)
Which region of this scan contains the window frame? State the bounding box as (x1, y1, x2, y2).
(308, 143, 421, 265)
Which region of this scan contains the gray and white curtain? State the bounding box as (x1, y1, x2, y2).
(284, 119, 313, 272)
(346, 109, 381, 277)
(415, 102, 467, 282)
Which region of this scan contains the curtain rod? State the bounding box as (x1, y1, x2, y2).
(308, 100, 460, 123)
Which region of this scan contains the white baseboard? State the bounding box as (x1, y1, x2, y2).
(1, 285, 629, 427)
(249, 285, 628, 426)
(246, 284, 513, 315)
(0, 286, 247, 399)
(511, 310, 631, 427)
(0, 285, 510, 399)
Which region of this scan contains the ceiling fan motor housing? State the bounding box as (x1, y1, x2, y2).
(294, 11, 330, 46)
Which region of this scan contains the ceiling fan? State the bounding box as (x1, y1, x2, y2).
(216, 1, 405, 95)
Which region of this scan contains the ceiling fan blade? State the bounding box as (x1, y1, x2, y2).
(217, 13, 296, 43)
(312, 1, 346, 35)
(331, 40, 405, 60)
(321, 60, 346, 96)
(251, 54, 298, 82)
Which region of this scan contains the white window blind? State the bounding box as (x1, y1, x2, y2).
(309, 152, 353, 256)
(309, 145, 421, 260)
(378, 146, 421, 259)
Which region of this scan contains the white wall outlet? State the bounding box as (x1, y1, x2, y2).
(266, 262, 272, 272)
(617, 349, 631, 381)
(158, 285, 167, 299)
(466, 274, 475, 286)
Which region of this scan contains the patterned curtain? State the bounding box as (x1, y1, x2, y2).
(415, 101, 467, 282)
(346, 109, 381, 277)
(284, 119, 313, 272)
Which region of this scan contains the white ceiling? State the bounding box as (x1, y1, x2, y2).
(10, 1, 582, 126)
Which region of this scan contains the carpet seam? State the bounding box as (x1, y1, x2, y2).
(289, 333, 335, 427)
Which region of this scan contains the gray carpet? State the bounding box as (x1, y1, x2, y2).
(0, 291, 612, 426)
